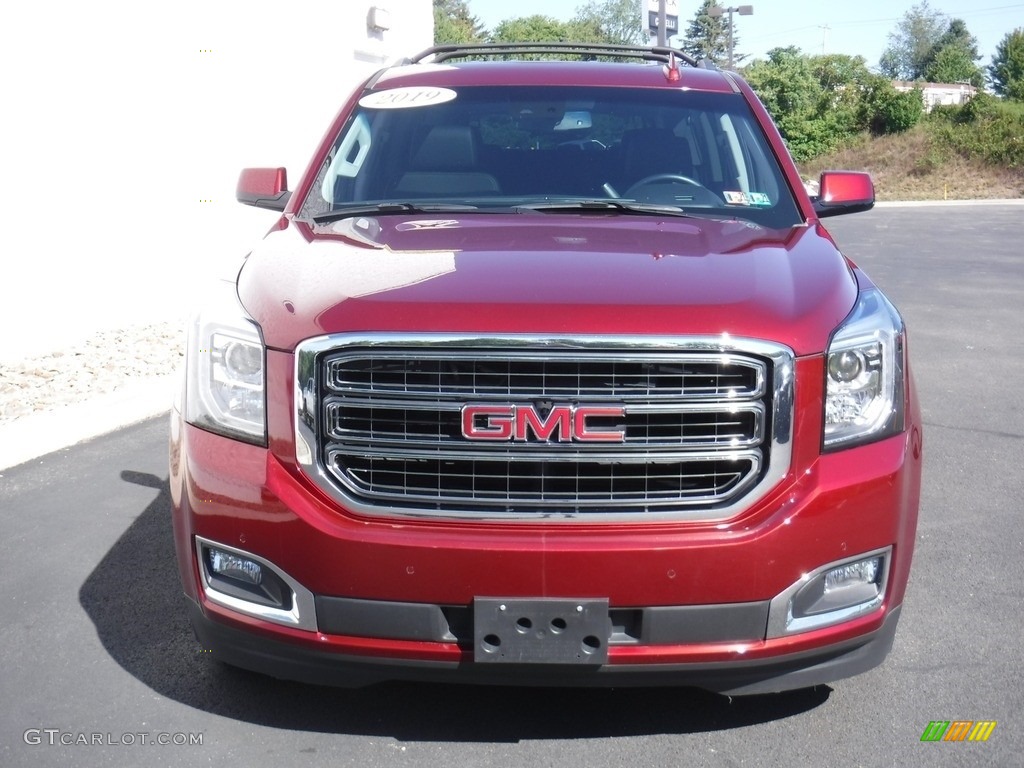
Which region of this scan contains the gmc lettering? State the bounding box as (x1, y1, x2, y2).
(461, 404, 625, 443)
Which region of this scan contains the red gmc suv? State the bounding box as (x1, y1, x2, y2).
(169, 43, 922, 694)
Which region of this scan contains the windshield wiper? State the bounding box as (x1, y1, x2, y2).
(514, 200, 695, 217)
(311, 202, 478, 225)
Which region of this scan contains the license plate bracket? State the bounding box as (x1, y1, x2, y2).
(473, 597, 611, 664)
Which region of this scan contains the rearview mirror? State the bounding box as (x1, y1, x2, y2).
(813, 171, 874, 218)
(554, 111, 593, 131)
(236, 167, 290, 211)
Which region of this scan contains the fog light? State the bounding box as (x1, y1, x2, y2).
(767, 548, 890, 637)
(201, 544, 290, 611)
(208, 548, 262, 585)
(195, 537, 318, 631)
(825, 558, 880, 592)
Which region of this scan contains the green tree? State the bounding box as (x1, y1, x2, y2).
(924, 19, 980, 65)
(809, 54, 873, 137)
(572, 0, 646, 46)
(744, 47, 833, 160)
(810, 53, 873, 90)
(433, 0, 487, 45)
(679, 0, 733, 65)
(745, 47, 923, 158)
(879, 1, 946, 80)
(921, 19, 983, 86)
(925, 44, 983, 86)
(989, 28, 1024, 101)
(490, 15, 603, 46)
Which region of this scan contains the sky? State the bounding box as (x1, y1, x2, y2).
(466, 0, 1024, 68)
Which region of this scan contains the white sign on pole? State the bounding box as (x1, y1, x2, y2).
(646, 0, 679, 37)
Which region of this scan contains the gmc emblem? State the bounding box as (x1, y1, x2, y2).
(461, 404, 626, 443)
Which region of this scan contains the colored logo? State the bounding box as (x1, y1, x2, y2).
(920, 721, 997, 742)
(461, 404, 626, 443)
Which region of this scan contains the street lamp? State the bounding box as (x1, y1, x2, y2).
(708, 4, 752, 69)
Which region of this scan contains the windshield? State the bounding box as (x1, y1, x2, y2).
(298, 84, 801, 228)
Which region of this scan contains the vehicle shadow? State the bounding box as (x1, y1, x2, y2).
(78, 470, 830, 742)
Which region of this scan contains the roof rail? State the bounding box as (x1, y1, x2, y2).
(410, 42, 710, 69)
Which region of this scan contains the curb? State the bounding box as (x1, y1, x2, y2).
(0, 375, 176, 472)
(874, 198, 1024, 208)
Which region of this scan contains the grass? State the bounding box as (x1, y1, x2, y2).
(797, 100, 1024, 201)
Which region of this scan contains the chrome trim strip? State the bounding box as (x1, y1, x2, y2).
(323, 399, 764, 413)
(295, 333, 795, 523)
(323, 399, 765, 450)
(323, 349, 767, 401)
(195, 536, 318, 631)
(327, 447, 760, 508)
(326, 445, 761, 464)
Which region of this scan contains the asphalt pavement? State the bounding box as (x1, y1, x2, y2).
(1, 203, 1022, 767)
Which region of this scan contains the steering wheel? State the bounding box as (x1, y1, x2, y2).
(625, 173, 707, 197)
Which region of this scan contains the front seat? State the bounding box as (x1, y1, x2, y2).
(619, 127, 697, 189)
(393, 126, 501, 197)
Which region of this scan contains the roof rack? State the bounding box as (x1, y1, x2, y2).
(410, 42, 712, 70)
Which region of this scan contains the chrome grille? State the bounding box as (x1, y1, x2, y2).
(295, 335, 794, 521)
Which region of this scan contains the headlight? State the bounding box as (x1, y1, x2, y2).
(823, 288, 905, 450)
(185, 281, 266, 445)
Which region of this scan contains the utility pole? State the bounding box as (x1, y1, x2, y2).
(819, 24, 831, 55)
(658, 0, 667, 46)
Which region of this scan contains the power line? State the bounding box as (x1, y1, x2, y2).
(745, 2, 1024, 43)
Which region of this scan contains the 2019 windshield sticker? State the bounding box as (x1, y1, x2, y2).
(359, 87, 458, 109)
(724, 191, 772, 206)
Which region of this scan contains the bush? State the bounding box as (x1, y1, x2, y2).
(744, 48, 864, 160)
(860, 79, 923, 135)
(925, 93, 1024, 167)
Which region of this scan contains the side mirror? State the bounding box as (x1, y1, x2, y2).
(236, 167, 290, 211)
(812, 171, 874, 218)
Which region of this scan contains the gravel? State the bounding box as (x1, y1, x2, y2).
(0, 321, 185, 425)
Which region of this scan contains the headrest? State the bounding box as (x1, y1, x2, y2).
(410, 126, 479, 170)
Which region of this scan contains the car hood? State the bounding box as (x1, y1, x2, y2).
(236, 213, 857, 356)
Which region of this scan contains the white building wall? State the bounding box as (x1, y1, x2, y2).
(892, 81, 977, 112)
(0, 1, 433, 360)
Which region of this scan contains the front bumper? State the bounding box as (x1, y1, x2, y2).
(186, 597, 901, 695)
(170, 391, 921, 693)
